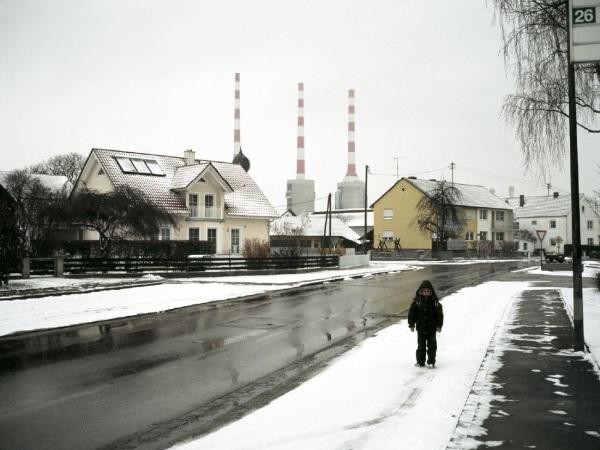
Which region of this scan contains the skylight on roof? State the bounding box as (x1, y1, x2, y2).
(115, 157, 165, 176)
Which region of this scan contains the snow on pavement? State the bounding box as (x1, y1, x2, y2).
(523, 261, 600, 278)
(170, 281, 529, 450)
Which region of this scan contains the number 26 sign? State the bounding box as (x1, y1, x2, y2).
(573, 7, 597, 24)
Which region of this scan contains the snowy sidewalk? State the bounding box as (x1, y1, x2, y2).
(449, 289, 600, 450)
(169, 282, 600, 450)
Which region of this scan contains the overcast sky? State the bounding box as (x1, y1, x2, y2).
(1, 0, 598, 211)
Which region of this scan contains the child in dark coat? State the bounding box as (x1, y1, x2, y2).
(408, 280, 443, 367)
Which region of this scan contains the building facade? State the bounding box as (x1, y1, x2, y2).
(74, 148, 277, 255)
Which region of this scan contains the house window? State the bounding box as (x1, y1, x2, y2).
(531, 220, 537, 225)
(479, 210, 488, 220)
(189, 194, 198, 217)
(382, 231, 394, 241)
(158, 227, 171, 241)
(230, 228, 240, 254)
(587, 220, 594, 230)
(523, 242, 528, 251)
(207, 228, 217, 253)
(550, 220, 556, 229)
(588, 238, 594, 245)
(582, 205, 585, 213)
(479, 231, 488, 241)
(189, 228, 200, 241)
(205, 194, 216, 218)
(550, 238, 556, 246)
(496, 232, 504, 241)
(383, 208, 394, 220)
(115, 157, 164, 176)
(495, 211, 504, 221)
(465, 231, 474, 240)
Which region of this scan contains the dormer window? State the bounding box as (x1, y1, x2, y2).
(115, 157, 165, 176)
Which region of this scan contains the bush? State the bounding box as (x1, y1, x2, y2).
(242, 238, 270, 258)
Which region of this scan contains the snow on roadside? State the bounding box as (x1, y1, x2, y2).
(560, 287, 600, 374)
(170, 281, 529, 450)
(0, 282, 289, 337)
(0, 263, 418, 337)
(522, 261, 600, 278)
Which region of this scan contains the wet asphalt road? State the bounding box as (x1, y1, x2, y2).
(0, 262, 532, 450)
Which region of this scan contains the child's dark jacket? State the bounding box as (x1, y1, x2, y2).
(408, 280, 444, 334)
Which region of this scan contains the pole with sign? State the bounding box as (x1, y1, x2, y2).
(568, 0, 591, 351)
(536, 230, 547, 267)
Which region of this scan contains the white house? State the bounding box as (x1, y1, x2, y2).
(506, 192, 600, 254)
(73, 148, 278, 254)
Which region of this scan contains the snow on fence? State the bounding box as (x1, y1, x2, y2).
(23, 255, 340, 276)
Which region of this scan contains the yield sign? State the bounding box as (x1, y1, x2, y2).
(536, 230, 547, 242)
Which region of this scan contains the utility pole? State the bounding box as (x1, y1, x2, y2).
(364, 165, 369, 254)
(567, 0, 584, 351)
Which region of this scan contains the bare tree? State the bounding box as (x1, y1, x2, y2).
(491, 0, 600, 176)
(30, 152, 85, 185)
(66, 186, 177, 254)
(2, 170, 66, 255)
(412, 180, 464, 255)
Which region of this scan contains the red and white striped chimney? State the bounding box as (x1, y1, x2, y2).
(346, 89, 357, 177)
(233, 73, 241, 157)
(296, 82, 305, 179)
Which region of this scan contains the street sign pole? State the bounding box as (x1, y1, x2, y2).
(568, 0, 585, 351)
(536, 230, 547, 267)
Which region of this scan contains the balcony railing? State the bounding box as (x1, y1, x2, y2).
(189, 205, 224, 219)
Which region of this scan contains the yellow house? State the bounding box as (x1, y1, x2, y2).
(370, 177, 513, 251)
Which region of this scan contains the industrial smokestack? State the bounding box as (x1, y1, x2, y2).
(346, 89, 357, 177)
(233, 73, 241, 157)
(297, 82, 305, 180)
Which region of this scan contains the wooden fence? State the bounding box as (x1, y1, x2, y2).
(25, 255, 339, 276)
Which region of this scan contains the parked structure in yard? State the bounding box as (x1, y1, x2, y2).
(270, 211, 361, 255)
(73, 148, 277, 255)
(506, 192, 600, 255)
(335, 89, 365, 209)
(371, 177, 514, 252)
(286, 82, 315, 215)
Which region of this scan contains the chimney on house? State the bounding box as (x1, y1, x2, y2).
(509, 186, 515, 197)
(519, 194, 525, 207)
(345, 89, 357, 177)
(233, 72, 241, 158)
(553, 191, 559, 198)
(184, 149, 195, 166)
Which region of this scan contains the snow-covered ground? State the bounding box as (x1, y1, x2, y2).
(169, 280, 600, 450)
(170, 282, 529, 450)
(524, 261, 600, 278)
(0, 264, 418, 337)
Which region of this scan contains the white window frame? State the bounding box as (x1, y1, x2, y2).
(587, 220, 594, 230)
(465, 231, 474, 241)
(479, 231, 488, 241)
(207, 227, 217, 253)
(383, 208, 394, 220)
(523, 242, 528, 251)
(188, 227, 200, 241)
(479, 210, 488, 220)
(531, 220, 537, 225)
(496, 232, 504, 241)
(230, 228, 241, 254)
(587, 238, 594, 245)
(205, 193, 216, 219)
(550, 220, 557, 229)
(495, 211, 504, 221)
(158, 226, 171, 241)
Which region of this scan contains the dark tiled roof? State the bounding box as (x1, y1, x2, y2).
(91, 149, 277, 218)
